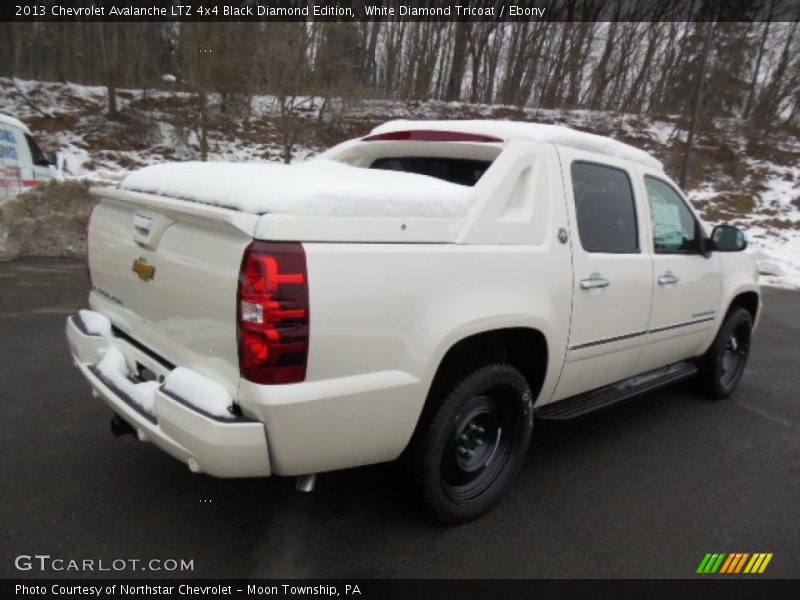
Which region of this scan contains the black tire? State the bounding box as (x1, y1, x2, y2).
(407, 364, 534, 524)
(697, 307, 753, 399)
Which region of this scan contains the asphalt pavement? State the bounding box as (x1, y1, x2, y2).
(1, 258, 798, 579)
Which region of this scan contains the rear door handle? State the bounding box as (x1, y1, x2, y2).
(580, 276, 610, 290)
(658, 273, 680, 285)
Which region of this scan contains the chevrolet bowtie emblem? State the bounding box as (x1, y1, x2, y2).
(132, 257, 156, 281)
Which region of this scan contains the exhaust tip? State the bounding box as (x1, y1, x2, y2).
(296, 474, 317, 493)
(110, 414, 135, 437)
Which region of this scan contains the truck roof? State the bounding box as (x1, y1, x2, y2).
(0, 113, 31, 135)
(369, 119, 663, 171)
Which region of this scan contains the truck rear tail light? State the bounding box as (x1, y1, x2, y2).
(237, 241, 309, 384)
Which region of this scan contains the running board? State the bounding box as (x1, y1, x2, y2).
(537, 362, 698, 420)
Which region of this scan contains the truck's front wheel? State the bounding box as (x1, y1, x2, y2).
(697, 307, 753, 398)
(409, 364, 533, 524)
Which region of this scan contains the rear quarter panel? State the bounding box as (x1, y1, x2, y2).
(239, 240, 572, 475)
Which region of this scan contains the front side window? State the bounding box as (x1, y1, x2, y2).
(644, 177, 700, 254)
(571, 162, 639, 253)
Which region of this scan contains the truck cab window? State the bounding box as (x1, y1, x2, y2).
(644, 176, 701, 254)
(370, 156, 491, 186)
(571, 162, 639, 253)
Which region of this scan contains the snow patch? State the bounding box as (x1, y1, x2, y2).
(644, 121, 676, 146)
(162, 367, 235, 419)
(120, 159, 476, 218)
(747, 233, 800, 290)
(78, 309, 111, 337)
(759, 274, 800, 290)
(95, 345, 159, 415)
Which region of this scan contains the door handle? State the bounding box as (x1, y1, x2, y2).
(658, 273, 680, 286)
(580, 276, 610, 290)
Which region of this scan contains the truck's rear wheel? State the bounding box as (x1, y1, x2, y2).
(697, 307, 753, 399)
(409, 364, 533, 523)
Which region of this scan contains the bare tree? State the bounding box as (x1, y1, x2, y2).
(99, 23, 120, 119)
(680, 22, 715, 188)
(445, 22, 469, 101)
(744, 0, 775, 118)
(2, 19, 799, 141)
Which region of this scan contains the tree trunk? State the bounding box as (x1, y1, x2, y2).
(199, 91, 208, 162)
(680, 22, 714, 189)
(13, 24, 24, 76)
(743, 2, 773, 119)
(100, 23, 119, 118)
(586, 22, 618, 109)
(623, 24, 660, 112)
(364, 21, 380, 87)
(498, 24, 526, 105)
(445, 22, 469, 101)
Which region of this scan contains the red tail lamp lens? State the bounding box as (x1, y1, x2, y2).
(237, 241, 309, 384)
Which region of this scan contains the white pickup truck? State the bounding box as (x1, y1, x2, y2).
(67, 120, 760, 523)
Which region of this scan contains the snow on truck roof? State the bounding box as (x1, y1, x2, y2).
(0, 113, 31, 134)
(369, 120, 663, 171)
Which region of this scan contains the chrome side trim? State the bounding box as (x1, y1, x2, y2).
(649, 316, 715, 334)
(569, 316, 717, 351)
(570, 330, 647, 351)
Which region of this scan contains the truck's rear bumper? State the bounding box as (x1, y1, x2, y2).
(66, 313, 271, 478)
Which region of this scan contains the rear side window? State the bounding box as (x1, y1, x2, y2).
(25, 134, 49, 167)
(571, 162, 639, 253)
(370, 156, 491, 186)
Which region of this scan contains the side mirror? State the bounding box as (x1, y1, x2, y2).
(44, 151, 58, 167)
(710, 224, 747, 252)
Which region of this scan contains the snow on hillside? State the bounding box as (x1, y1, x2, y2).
(1, 77, 798, 288)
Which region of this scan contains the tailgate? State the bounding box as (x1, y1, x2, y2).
(87, 188, 259, 396)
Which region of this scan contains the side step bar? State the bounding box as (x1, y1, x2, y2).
(537, 361, 698, 420)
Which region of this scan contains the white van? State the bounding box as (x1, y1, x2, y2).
(0, 113, 58, 202)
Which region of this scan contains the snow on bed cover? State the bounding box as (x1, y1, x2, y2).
(96, 346, 159, 415)
(119, 159, 476, 218)
(78, 309, 111, 337)
(162, 367, 235, 420)
(370, 119, 663, 170)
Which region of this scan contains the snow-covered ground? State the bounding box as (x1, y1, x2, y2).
(1, 77, 798, 288)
